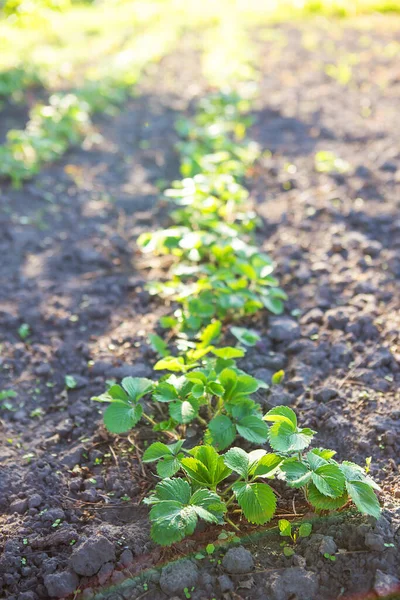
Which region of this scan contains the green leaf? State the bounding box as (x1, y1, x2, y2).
(149, 501, 197, 545)
(191, 383, 205, 399)
(310, 448, 337, 461)
(104, 401, 143, 434)
(206, 543, 215, 555)
(283, 546, 295, 557)
(92, 384, 128, 403)
(198, 321, 221, 347)
(142, 440, 184, 468)
(121, 377, 154, 400)
(208, 415, 236, 451)
(263, 406, 297, 428)
(143, 442, 172, 462)
(307, 483, 348, 511)
(311, 464, 345, 498)
(281, 460, 312, 488)
(218, 369, 238, 400)
(340, 461, 381, 491)
(223, 447, 250, 478)
(250, 453, 283, 477)
(154, 356, 187, 372)
(181, 457, 213, 487)
(0, 390, 17, 401)
(232, 481, 276, 524)
(211, 347, 245, 359)
(262, 295, 284, 315)
(186, 445, 232, 487)
(271, 370, 285, 385)
(65, 375, 77, 389)
(208, 382, 224, 396)
(156, 456, 182, 478)
(230, 326, 260, 346)
(151, 478, 191, 503)
(298, 522, 312, 538)
(278, 519, 292, 537)
(149, 333, 169, 358)
(346, 481, 381, 519)
(169, 399, 198, 424)
(267, 417, 315, 452)
(159, 316, 178, 329)
(186, 371, 207, 384)
(153, 382, 179, 403)
(236, 415, 269, 444)
(190, 488, 226, 522)
(235, 374, 259, 396)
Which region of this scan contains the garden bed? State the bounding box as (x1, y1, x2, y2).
(0, 17, 399, 600)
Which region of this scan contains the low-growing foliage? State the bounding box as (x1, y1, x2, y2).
(137, 90, 286, 343)
(139, 406, 380, 545)
(90, 89, 381, 547)
(279, 519, 312, 556)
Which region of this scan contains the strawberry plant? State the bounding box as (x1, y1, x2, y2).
(93, 360, 270, 449)
(90, 88, 382, 549)
(137, 91, 287, 343)
(267, 407, 381, 518)
(141, 410, 381, 546)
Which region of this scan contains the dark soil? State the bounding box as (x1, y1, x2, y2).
(1, 17, 399, 600)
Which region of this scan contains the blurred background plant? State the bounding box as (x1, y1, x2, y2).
(0, 0, 399, 185)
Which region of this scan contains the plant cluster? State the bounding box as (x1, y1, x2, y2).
(93, 91, 381, 547)
(138, 90, 286, 340)
(0, 66, 41, 103)
(0, 20, 180, 186)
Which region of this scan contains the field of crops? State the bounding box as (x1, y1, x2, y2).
(0, 1, 400, 599)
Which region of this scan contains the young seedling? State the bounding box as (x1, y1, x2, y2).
(278, 519, 312, 557)
(324, 552, 336, 562)
(65, 375, 77, 390)
(18, 323, 30, 340)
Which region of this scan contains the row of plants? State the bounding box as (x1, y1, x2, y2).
(93, 88, 381, 546)
(0, 21, 180, 186)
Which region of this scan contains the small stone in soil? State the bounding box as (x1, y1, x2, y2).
(267, 567, 318, 600)
(315, 387, 338, 403)
(44, 571, 79, 598)
(269, 317, 301, 342)
(218, 574, 234, 592)
(28, 494, 43, 509)
(373, 570, 400, 597)
(222, 546, 254, 574)
(365, 532, 386, 552)
(9, 498, 28, 514)
(70, 535, 116, 576)
(159, 559, 199, 595)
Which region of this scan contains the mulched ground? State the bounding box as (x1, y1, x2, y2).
(0, 16, 399, 600)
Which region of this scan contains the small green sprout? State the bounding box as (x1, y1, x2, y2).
(65, 375, 77, 389)
(324, 552, 336, 562)
(206, 543, 215, 555)
(30, 408, 44, 418)
(271, 370, 285, 385)
(279, 519, 312, 557)
(18, 323, 31, 340)
(52, 519, 62, 528)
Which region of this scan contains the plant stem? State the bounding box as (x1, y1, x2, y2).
(226, 517, 240, 531)
(142, 413, 178, 440)
(197, 415, 208, 427)
(225, 493, 236, 507)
